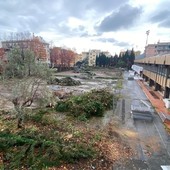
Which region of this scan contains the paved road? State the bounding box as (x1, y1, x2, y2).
(114, 71, 170, 170)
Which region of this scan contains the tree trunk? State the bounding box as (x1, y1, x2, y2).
(13, 102, 24, 129)
(17, 117, 23, 128)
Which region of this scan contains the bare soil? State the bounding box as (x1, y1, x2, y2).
(0, 68, 137, 169)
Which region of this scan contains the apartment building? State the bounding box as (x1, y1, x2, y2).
(74, 53, 83, 64)
(81, 50, 98, 66)
(145, 44, 157, 57)
(145, 42, 170, 58)
(88, 50, 100, 66)
(156, 42, 170, 55)
(82, 50, 111, 66)
(82, 52, 89, 61)
(1, 36, 50, 64)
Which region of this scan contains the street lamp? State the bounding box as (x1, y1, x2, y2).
(146, 30, 150, 46)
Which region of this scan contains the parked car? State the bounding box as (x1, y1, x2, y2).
(128, 74, 134, 80)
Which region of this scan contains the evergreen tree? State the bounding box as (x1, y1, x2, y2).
(130, 48, 135, 65)
(113, 54, 118, 66)
(118, 52, 122, 58)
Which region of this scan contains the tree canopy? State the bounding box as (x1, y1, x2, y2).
(95, 49, 136, 69)
(0, 47, 53, 128)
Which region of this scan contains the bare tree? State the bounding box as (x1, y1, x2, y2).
(11, 78, 53, 128)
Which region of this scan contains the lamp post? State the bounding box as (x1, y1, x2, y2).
(146, 30, 150, 46)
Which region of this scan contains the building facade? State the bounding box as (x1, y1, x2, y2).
(88, 50, 100, 66)
(134, 54, 170, 98)
(82, 52, 89, 61)
(145, 42, 170, 58)
(156, 42, 170, 55)
(1, 36, 50, 64)
(74, 53, 83, 64)
(81, 50, 111, 66)
(145, 44, 157, 57)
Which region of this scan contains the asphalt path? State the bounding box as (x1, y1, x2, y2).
(114, 71, 170, 170)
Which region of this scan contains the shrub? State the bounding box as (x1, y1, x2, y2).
(31, 110, 46, 122)
(55, 101, 70, 112)
(84, 101, 104, 117)
(77, 114, 88, 121)
(55, 88, 115, 119)
(0, 129, 96, 169)
(61, 143, 95, 163)
(70, 104, 85, 117)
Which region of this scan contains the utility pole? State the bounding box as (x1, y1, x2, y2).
(146, 30, 150, 46)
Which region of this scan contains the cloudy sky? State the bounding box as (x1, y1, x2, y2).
(0, 0, 170, 55)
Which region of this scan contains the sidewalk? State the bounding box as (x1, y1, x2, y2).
(137, 80, 170, 133)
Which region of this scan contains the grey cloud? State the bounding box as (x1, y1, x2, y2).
(89, 0, 128, 12)
(92, 33, 103, 37)
(56, 24, 87, 38)
(0, 0, 130, 35)
(80, 32, 102, 37)
(96, 4, 143, 32)
(116, 41, 131, 47)
(80, 32, 90, 37)
(93, 37, 131, 47)
(150, 10, 170, 28)
(78, 25, 86, 31)
(149, 0, 170, 28)
(160, 19, 170, 27)
(63, 0, 128, 17)
(0, 0, 65, 33)
(96, 38, 117, 43)
(150, 11, 169, 22)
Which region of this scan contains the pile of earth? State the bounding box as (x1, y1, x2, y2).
(73, 71, 96, 79)
(48, 77, 81, 86)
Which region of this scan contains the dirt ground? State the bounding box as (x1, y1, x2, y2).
(0, 68, 133, 169)
(48, 68, 120, 95)
(1, 68, 170, 169)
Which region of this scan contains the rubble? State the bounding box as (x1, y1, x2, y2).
(58, 77, 81, 86)
(48, 77, 81, 86)
(53, 89, 72, 99)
